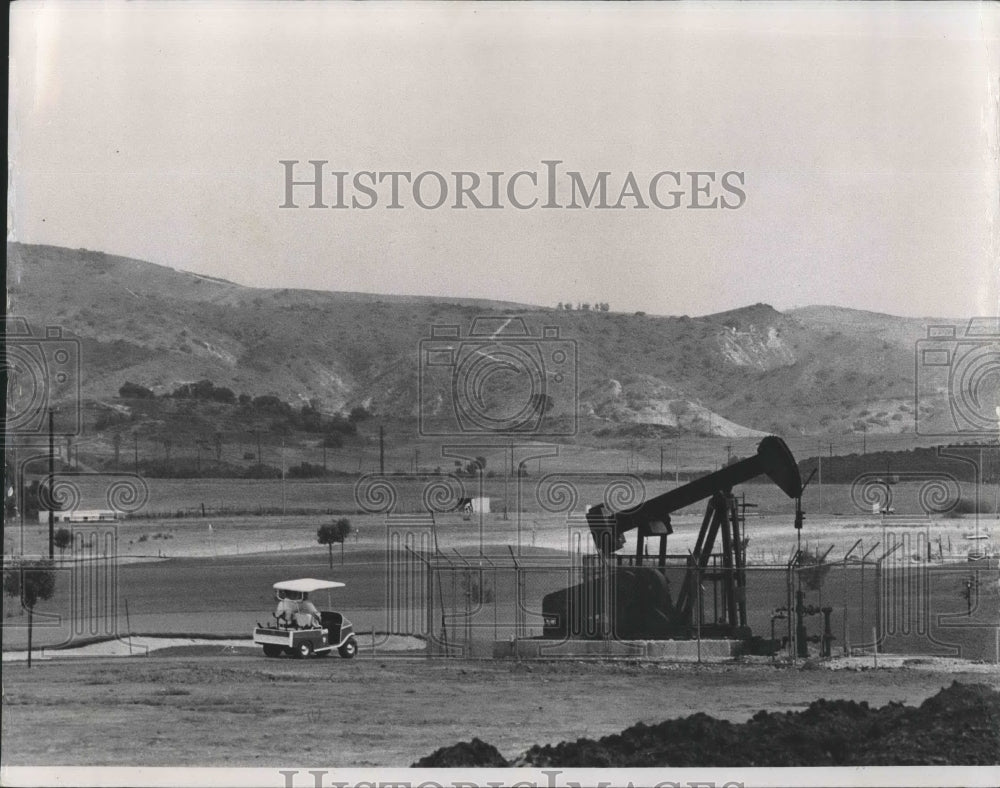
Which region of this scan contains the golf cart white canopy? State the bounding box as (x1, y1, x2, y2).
(273, 578, 345, 593)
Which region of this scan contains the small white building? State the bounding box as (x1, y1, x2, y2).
(457, 497, 490, 515)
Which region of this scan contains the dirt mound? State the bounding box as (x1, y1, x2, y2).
(520, 681, 999, 766)
(416, 682, 1000, 767)
(411, 738, 508, 767)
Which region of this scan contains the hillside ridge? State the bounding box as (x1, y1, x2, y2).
(7, 242, 940, 440)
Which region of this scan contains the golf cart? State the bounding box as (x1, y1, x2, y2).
(253, 578, 358, 659)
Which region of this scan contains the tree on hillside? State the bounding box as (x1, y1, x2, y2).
(321, 433, 344, 449)
(348, 406, 372, 423)
(465, 456, 487, 476)
(118, 381, 154, 399)
(317, 518, 352, 567)
(3, 559, 57, 668)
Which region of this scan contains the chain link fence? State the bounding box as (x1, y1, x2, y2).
(381, 514, 998, 660)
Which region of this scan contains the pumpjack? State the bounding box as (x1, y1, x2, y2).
(542, 436, 802, 641)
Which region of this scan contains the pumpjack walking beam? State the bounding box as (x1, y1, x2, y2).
(586, 436, 802, 557)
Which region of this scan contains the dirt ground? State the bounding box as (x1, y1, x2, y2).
(3, 654, 999, 767)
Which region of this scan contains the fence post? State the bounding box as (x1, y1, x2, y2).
(842, 539, 862, 656)
(695, 565, 702, 664)
(507, 545, 521, 643)
(426, 559, 433, 658)
(786, 564, 794, 659)
(875, 560, 881, 653)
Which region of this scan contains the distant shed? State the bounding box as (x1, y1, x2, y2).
(456, 497, 490, 515)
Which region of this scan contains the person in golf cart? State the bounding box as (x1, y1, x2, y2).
(274, 588, 300, 628)
(274, 587, 323, 629)
(255, 578, 357, 659)
(295, 592, 321, 628)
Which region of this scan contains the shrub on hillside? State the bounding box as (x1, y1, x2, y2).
(287, 462, 331, 479)
(119, 381, 154, 399)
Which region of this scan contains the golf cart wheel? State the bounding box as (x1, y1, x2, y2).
(296, 641, 314, 659)
(262, 644, 283, 658)
(338, 637, 358, 659)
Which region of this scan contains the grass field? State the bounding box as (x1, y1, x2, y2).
(9, 474, 996, 520)
(4, 466, 1000, 772)
(4, 508, 998, 660)
(3, 657, 998, 766)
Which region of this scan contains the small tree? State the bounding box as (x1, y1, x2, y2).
(53, 528, 73, 558)
(317, 518, 352, 567)
(798, 547, 832, 593)
(348, 406, 372, 423)
(465, 456, 487, 476)
(3, 559, 57, 668)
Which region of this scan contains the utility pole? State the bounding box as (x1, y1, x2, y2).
(675, 443, 680, 483)
(818, 451, 823, 511)
(254, 430, 262, 468)
(48, 409, 55, 560)
(281, 440, 286, 516)
(659, 446, 664, 481)
(725, 444, 733, 466)
(414, 448, 419, 474)
(504, 445, 510, 522)
(379, 425, 385, 475)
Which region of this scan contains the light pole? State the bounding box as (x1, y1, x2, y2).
(817, 440, 823, 511)
(48, 408, 55, 560)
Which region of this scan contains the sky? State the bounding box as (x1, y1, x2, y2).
(8, 1, 1000, 318)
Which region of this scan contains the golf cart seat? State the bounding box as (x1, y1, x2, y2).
(321, 611, 343, 638)
(294, 611, 319, 629)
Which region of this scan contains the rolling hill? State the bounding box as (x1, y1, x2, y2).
(7, 242, 944, 446)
